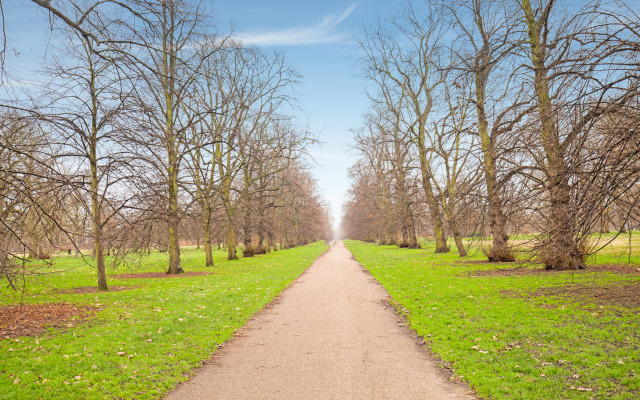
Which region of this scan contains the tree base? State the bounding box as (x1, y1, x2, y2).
(434, 246, 450, 253)
(481, 245, 515, 262)
(166, 267, 184, 275)
(253, 245, 267, 255)
(487, 250, 515, 262)
(543, 256, 586, 270)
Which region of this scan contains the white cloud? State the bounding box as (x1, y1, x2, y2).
(240, 4, 357, 46)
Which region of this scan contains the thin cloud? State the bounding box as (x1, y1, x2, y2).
(240, 4, 357, 46)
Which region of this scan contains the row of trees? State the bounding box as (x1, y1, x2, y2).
(342, 0, 640, 269)
(0, 0, 331, 291)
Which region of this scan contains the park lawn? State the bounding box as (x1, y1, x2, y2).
(345, 239, 640, 400)
(0, 242, 328, 400)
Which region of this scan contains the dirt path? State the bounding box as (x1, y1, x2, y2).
(166, 241, 474, 400)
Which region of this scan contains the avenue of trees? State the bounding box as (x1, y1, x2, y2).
(342, 0, 640, 270)
(0, 0, 331, 291)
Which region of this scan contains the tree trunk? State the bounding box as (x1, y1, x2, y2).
(399, 217, 409, 247)
(476, 71, 513, 261)
(487, 196, 511, 261)
(166, 161, 183, 274)
(94, 230, 107, 291)
(269, 231, 276, 252)
(522, 0, 584, 270)
(163, 11, 183, 275)
(443, 188, 467, 257)
(448, 212, 467, 257)
(219, 174, 238, 260)
(418, 149, 448, 253)
(242, 208, 253, 258)
(406, 203, 419, 249)
(407, 223, 419, 248)
(91, 199, 108, 291)
(89, 140, 107, 288)
(0, 231, 9, 285)
(397, 174, 419, 249)
(257, 229, 265, 253)
(392, 134, 419, 249)
(202, 202, 213, 267)
(227, 221, 238, 260)
(256, 190, 266, 253)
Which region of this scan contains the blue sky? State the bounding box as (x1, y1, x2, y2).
(214, 1, 400, 226)
(3, 1, 403, 227)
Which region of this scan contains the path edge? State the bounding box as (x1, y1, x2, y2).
(344, 244, 480, 400)
(163, 243, 333, 398)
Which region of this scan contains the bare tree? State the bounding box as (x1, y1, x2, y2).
(124, 0, 219, 273)
(0, 111, 70, 290)
(31, 20, 134, 290)
(359, 2, 450, 252)
(441, 0, 528, 261)
(429, 71, 479, 257)
(194, 44, 298, 260)
(517, 0, 639, 269)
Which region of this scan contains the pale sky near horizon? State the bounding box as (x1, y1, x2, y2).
(3, 1, 403, 229)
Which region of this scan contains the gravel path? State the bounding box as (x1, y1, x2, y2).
(166, 241, 474, 400)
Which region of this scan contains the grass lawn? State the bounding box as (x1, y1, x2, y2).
(0, 242, 327, 400)
(345, 238, 640, 400)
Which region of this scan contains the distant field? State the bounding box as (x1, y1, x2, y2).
(0, 242, 328, 400)
(418, 231, 640, 266)
(346, 239, 640, 400)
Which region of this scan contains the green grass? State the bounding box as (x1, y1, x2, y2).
(0, 242, 327, 399)
(345, 239, 640, 400)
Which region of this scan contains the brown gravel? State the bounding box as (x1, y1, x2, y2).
(165, 241, 474, 400)
(0, 302, 99, 339)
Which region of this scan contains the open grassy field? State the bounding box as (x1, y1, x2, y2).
(0, 242, 328, 400)
(345, 236, 640, 400)
(450, 231, 640, 266)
